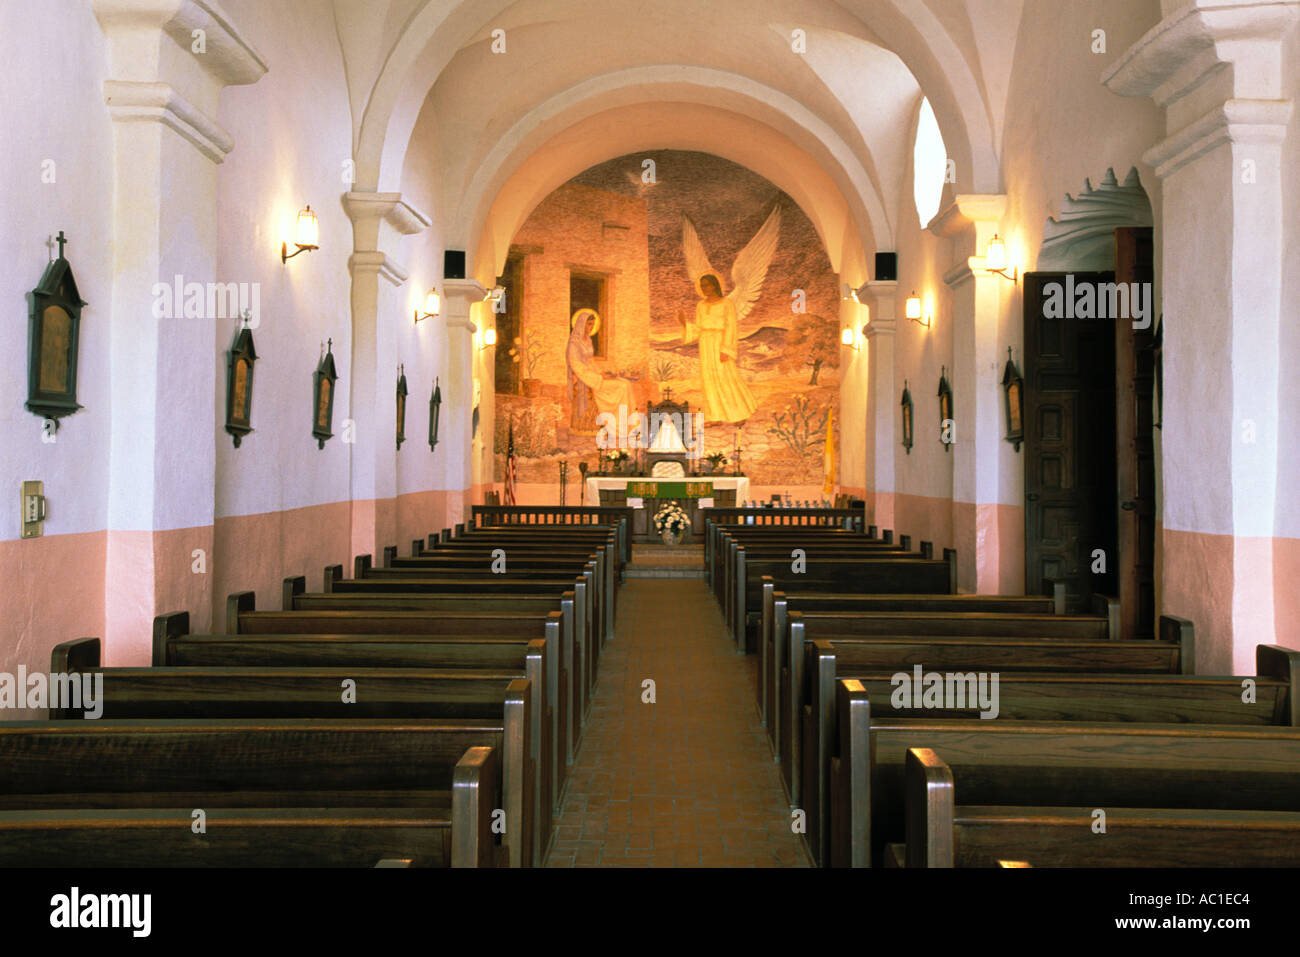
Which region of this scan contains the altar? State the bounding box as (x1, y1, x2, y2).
(586, 476, 750, 541)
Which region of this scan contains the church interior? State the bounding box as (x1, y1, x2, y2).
(3, 0, 1300, 882)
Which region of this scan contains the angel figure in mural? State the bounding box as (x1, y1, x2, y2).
(566, 307, 636, 435)
(676, 205, 781, 424)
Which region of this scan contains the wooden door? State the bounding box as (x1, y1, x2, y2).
(1023, 272, 1117, 612)
(1114, 227, 1157, 637)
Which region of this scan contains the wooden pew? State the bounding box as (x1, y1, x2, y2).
(266, 584, 590, 765)
(710, 526, 907, 621)
(729, 553, 956, 653)
(905, 747, 1300, 867)
(52, 635, 546, 867)
(158, 607, 572, 804)
(794, 623, 1194, 863)
(829, 663, 1300, 868)
(760, 582, 1066, 747)
(470, 505, 633, 566)
(803, 637, 1299, 866)
(349, 550, 609, 681)
(0, 720, 507, 867)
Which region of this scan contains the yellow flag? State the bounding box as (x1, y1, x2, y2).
(823, 407, 835, 497)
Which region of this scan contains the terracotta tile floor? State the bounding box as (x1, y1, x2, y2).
(545, 577, 812, 868)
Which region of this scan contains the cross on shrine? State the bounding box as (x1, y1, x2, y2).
(56, 231, 67, 258)
(661, 386, 674, 401)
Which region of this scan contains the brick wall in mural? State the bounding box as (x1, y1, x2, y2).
(494, 150, 840, 488)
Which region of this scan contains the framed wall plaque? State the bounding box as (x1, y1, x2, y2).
(225, 320, 257, 447)
(312, 339, 338, 450)
(27, 232, 85, 429)
(396, 364, 408, 450)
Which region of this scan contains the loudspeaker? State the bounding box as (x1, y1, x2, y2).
(874, 252, 898, 282)
(443, 250, 466, 280)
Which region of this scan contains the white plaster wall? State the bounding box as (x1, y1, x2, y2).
(398, 94, 460, 499)
(1274, 23, 1300, 542)
(0, 1, 115, 540)
(214, 0, 356, 519)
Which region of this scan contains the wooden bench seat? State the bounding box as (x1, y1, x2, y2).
(729, 554, 956, 652)
(154, 610, 571, 798)
(759, 582, 1065, 739)
(0, 719, 510, 867)
(904, 748, 1300, 868)
(829, 675, 1300, 868)
(274, 587, 593, 744)
(802, 639, 1298, 865)
(52, 635, 547, 866)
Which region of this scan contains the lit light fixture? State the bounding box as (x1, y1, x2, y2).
(281, 205, 319, 263)
(485, 286, 506, 312)
(985, 234, 1017, 281)
(840, 283, 863, 304)
(415, 287, 440, 324)
(840, 327, 858, 350)
(483, 327, 497, 347)
(905, 291, 931, 328)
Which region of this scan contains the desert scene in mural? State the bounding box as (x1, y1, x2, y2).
(493, 150, 840, 492)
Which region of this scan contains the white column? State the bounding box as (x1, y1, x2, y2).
(343, 192, 428, 558)
(1105, 0, 1298, 672)
(93, 0, 265, 660)
(930, 195, 1010, 593)
(442, 279, 486, 525)
(863, 281, 897, 533)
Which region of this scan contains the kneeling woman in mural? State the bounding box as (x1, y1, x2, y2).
(566, 307, 636, 435)
(679, 272, 758, 425)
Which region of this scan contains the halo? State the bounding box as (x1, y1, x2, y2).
(695, 272, 726, 297)
(570, 307, 601, 336)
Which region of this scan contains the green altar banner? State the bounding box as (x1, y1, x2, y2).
(625, 481, 715, 499)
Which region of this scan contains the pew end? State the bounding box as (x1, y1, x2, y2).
(383, 545, 398, 568)
(428, 531, 441, 548)
(1091, 593, 1121, 638)
(412, 538, 425, 557)
(51, 637, 101, 673)
(1045, 578, 1067, 616)
(919, 541, 933, 560)
(452, 745, 500, 867)
(1159, 614, 1195, 675)
(323, 564, 343, 593)
(905, 748, 955, 868)
(1257, 643, 1300, 726)
(226, 591, 256, 635)
(282, 576, 305, 611)
(151, 612, 191, 665)
(354, 554, 373, 578)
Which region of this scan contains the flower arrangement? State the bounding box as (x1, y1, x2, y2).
(601, 449, 630, 472)
(706, 452, 728, 470)
(654, 502, 690, 536)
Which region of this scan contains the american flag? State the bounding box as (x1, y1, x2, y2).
(504, 420, 517, 506)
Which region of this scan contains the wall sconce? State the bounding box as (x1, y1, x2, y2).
(840, 327, 858, 350)
(985, 234, 1017, 281)
(483, 327, 497, 348)
(905, 291, 931, 328)
(840, 282, 865, 304)
(415, 288, 440, 324)
(484, 286, 506, 313)
(281, 205, 319, 263)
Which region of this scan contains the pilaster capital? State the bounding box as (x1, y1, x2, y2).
(443, 279, 486, 333)
(1103, 0, 1299, 107)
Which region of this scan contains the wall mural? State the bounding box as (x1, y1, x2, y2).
(493, 150, 840, 489)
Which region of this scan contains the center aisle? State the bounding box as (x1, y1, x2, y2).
(544, 574, 812, 867)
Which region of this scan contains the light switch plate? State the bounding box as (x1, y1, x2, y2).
(21, 481, 45, 538)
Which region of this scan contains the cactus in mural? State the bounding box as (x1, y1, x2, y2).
(768, 394, 830, 457)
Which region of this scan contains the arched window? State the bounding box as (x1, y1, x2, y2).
(912, 97, 947, 228)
